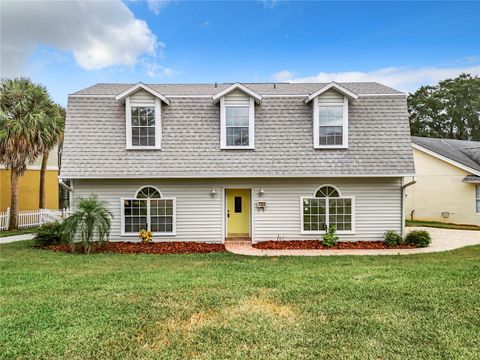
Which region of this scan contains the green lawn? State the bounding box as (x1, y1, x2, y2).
(406, 220, 480, 231)
(1, 241, 479, 359)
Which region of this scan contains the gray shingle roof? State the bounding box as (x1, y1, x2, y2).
(71, 82, 403, 96)
(61, 83, 414, 178)
(412, 136, 480, 173)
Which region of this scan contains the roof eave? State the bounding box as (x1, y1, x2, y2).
(304, 82, 359, 104)
(212, 83, 263, 104)
(114, 82, 171, 105)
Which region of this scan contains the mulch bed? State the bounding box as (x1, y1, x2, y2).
(46, 241, 226, 255)
(253, 240, 415, 250)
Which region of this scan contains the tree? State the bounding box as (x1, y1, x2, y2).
(408, 73, 480, 141)
(62, 196, 112, 253)
(0, 78, 54, 229)
(39, 104, 65, 209)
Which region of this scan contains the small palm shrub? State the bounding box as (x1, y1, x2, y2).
(33, 222, 65, 247)
(63, 196, 113, 253)
(405, 230, 431, 248)
(322, 225, 339, 247)
(384, 230, 402, 247)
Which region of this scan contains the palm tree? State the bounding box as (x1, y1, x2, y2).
(0, 78, 54, 229)
(62, 196, 112, 253)
(39, 104, 65, 209)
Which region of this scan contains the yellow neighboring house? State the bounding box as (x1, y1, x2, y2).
(406, 137, 480, 225)
(0, 145, 59, 211)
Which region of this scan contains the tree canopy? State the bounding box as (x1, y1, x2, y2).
(408, 73, 480, 141)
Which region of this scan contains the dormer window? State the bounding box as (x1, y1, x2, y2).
(317, 100, 348, 147)
(213, 83, 262, 150)
(131, 106, 156, 147)
(304, 82, 358, 150)
(115, 83, 170, 150)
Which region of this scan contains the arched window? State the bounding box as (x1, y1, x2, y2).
(301, 185, 354, 234)
(122, 186, 175, 236)
(136, 186, 161, 199)
(315, 185, 340, 198)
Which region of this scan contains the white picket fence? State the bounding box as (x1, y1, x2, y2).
(0, 208, 71, 231)
(0, 208, 10, 231)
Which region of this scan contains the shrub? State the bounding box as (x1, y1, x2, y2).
(322, 225, 339, 247)
(33, 222, 65, 247)
(138, 229, 153, 243)
(384, 230, 402, 247)
(63, 196, 113, 253)
(405, 230, 431, 248)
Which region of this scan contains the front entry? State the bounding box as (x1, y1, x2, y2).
(226, 189, 251, 237)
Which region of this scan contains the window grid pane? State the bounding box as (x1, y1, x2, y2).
(123, 199, 148, 233)
(302, 198, 327, 231)
(226, 106, 249, 146)
(319, 105, 343, 146)
(131, 106, 155, 147)
(150, 199, 174, 233)
(328, 198, 352, 231)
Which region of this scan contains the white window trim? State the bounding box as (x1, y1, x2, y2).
(299, 194, 355, 235)
(220, 97, 255, 150)
(126, 97, 162, 150)
(120, 197, 176, 237)
(313, 97, 349, 149)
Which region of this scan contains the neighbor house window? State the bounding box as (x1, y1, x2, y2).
(313, 97, 348, 149)
(126, 97, 161, 149)
(476, 185, 480, 213)
(301, 185, 354, 233)
(122, 186, 175, 235)
(220, 97, 255, 149)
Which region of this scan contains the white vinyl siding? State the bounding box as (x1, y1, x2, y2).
(72, 177, 402, 243)
(220, 91, 255, 149)
(130, 90, 156, 105)
(224, 90, 251, 106)
(317, 89, 344, 104)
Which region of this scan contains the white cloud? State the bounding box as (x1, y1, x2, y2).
(272, 70, 296, 82)
(277, 65, 480, 92)
(142, 60, 179, 78)
(262, 0, 278, 9)
(146, 0, 170, 15)
(0, 0, 159, 76)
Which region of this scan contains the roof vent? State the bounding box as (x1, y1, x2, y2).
(214, 82, 217, 88)
(273, 83, 276, 89)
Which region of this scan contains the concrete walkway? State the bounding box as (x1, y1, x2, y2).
(225, 227, 480, 256)
(0, 233, 35, 244)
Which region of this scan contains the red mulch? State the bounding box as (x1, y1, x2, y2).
(46, 241, 226, 255)
(253, 240, 415, 250)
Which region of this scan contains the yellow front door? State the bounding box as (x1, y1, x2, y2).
(226, 189, 250, 237)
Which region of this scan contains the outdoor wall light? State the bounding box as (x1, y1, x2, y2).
(211, 188, 216, 198)
(259, 186, 264, 197)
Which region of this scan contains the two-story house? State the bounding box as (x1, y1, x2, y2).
(61, 82, 415, 243)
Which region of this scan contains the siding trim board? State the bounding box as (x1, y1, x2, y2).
(72, 177, 402, 243)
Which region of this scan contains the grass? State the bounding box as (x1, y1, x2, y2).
(0, 227, 39, 238)
(406, 220, 480, 231)
(1, 241, 479, 359)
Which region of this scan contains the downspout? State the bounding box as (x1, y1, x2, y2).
(401, 177, 417, 236)
(59, 179, 73, 209)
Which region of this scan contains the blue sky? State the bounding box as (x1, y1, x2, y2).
(1, 1, 479, 105)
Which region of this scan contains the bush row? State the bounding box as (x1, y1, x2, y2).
(384, 229, 431, 248)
